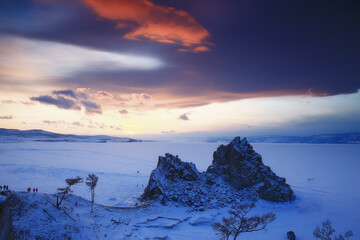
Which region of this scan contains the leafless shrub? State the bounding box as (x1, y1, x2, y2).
(212, 202, 276, 240)
(313, 219, 353, 240)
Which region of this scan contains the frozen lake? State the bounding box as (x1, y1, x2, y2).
(1, 141, 359, 239)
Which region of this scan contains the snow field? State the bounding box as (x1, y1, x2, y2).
(0, 142, 359, 239)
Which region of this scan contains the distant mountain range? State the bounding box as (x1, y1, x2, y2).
(1, 128, 359, 144)
(207, 132, 360, 144)
(0, 128, 141, 143)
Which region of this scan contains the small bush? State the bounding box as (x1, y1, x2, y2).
(313, 219, 353, 240)
(212, 202, 276, 240)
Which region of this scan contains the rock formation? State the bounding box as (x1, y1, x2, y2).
(142, 153, 201, 201)
(142, 137, 295, 208)
(207, 137, 295, 202)
(141, 153, 255, 209)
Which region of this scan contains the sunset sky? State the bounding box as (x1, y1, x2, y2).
(0, 0, 359, 139)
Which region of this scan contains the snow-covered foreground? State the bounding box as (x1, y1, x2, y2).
(1, 142, 359, 239)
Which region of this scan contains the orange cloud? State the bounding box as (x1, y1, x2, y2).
(179, 45, 210, 53)
(83, 0, 211, 51)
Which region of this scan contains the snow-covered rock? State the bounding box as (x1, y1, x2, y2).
(141, 153, 201, 202)
(208, 137, 295, 202)
(188, 214, 212, 226)
(0, 195, 6, 203)
(142, 137, 295, 208)
(141, 153, 255, 209)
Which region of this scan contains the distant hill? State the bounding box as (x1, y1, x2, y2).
(0, 128, 141, 143)
(207, 132, 360, 144)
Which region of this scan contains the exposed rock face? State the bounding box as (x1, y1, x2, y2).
(142, 153, 201, 202)
(207, 137, 295, 202)
(142, 137, 295, 208)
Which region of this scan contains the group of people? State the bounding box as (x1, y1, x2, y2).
(27, 187, 38, 193)
(0, 185, 9, 191)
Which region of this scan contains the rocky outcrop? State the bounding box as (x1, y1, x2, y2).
(142, 137, 295, 208)
(207, 137, 295, 202)
(141, 154, 256, 209)
(142, 153, 201, 201)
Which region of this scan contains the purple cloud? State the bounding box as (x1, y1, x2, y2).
(119, 109, 128, 114)
(52, 89, 77, 99)
(31, 89, 102, 114)
(142, 93, 151, 100)
(31, 95, 81, 110)
(179, 113, 190, 121)
(81, 100, 102, 114)
(43, 120, 58, 125)
(0, 115, 13, 119)
(72, 121, 84, 127)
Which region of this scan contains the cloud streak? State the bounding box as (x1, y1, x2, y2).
(0, 36, 164, 89)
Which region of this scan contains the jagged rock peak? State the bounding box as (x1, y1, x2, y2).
(141, 154, 201, 202)
(207, 136, 295, 202)
(157, 153, 201, 181)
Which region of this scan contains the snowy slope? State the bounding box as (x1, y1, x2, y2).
(1, 142, 359, 239)
(0, 128, 141, 143)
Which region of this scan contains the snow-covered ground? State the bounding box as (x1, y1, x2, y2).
(1, 142, 359, 239)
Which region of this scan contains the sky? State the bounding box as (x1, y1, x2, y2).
(0, 0, 359, 139)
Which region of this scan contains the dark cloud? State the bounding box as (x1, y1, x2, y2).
(119, 109, 128, 114)
(1, 0, 359, 103)
(0, 115, 13, 119)
(30, 95, 81, 110)
(178, 113, 190, 121)
(31, 90, 103, 114)
(81, 100, 102, 114)
(76, 92, 88, 100)
(52, 89, 77, 99)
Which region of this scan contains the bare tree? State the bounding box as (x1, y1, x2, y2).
(212, 203, 276, 240)
(86, 173, 98, 213)
(56, 176, 83, 209)
(313, 220, 353, 240)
